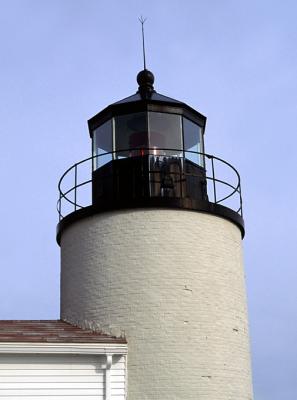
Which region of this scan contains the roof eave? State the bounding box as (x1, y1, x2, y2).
(0, 341, 127, 355)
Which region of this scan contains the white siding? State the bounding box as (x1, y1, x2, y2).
(0, 354, 126, 400)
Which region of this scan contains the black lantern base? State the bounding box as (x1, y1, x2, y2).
(92, 155, 208, 207)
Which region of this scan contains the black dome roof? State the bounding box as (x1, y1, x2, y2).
(88, 69, 206, 136)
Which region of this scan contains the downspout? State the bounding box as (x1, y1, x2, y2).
(105, 354, 113, 400)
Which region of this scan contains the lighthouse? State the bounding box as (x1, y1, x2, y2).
(57, 68, 253, 400)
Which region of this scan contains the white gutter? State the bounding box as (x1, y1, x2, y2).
(0, 342, 127, 355)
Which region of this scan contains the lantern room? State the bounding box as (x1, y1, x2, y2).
(92, 110, 205, 168)
(90, 70, 206, 166)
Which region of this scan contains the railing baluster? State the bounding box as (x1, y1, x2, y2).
(58, 196, 62, 222)
(74, 164, 77, 211)
(239, 179, 243, 217)
(211, 157, 217, 203)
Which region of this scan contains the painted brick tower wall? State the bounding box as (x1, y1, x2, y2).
(60, 209, 253, 400)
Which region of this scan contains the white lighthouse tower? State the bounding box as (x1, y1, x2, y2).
(57, 68, 253, 400)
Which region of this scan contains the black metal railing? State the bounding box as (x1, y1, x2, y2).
(57, 148, 243, 221)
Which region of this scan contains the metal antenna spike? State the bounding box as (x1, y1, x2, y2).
(139, 16, 147, 70)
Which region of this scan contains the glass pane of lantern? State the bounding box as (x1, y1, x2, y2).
(148, 112, 183, 199)
(93, 119, 113, 169)
(148, 112, 182, 157)
(183, 117, 204, 167)
(114, 112, 148, 158)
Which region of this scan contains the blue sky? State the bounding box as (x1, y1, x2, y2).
(0, 1, 296, 399)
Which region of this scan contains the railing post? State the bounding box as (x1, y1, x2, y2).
(239, 179, 243, 217)
(74, 164, 77, 211)
(58, 196, 62, 222)
(211, 157, 217, 203)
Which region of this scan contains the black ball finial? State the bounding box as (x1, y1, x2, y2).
(137, 69, 154, 86)
(137, 69, 155, 98)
